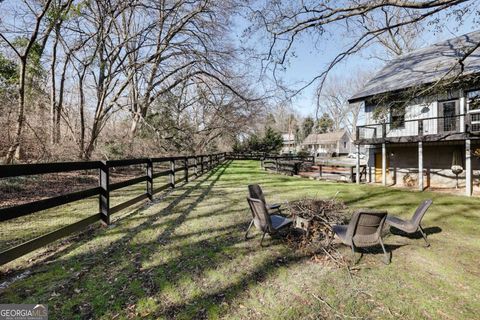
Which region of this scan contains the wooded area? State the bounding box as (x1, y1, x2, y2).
(1, 0, 478, 163)
(0, 0, 265, 163)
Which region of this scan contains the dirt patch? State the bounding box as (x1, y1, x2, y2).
(0, 167, 147, 209)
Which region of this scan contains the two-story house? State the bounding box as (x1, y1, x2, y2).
(349, 31, 480, 196)
(281, 132, 296, 154)
(302, 130, 352, 157)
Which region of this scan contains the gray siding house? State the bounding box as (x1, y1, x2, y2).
(350, 30, 480, 196)
(302, 130, 352, 156)
(281, 133, 296, 154)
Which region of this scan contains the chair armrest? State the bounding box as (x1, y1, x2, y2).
(269, 203, 281, 209)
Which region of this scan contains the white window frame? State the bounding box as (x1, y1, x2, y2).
(467, 89, 480, 113)
(466, 89, 480, 130)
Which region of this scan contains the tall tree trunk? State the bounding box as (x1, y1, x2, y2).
(56, 52, 70, 145)
(50, 27, 58, 144)
(4, 60, 27, 164)
(78, 70, 86, 159)
(128, 78, 140, 140)
(84, 121, 101, 160)
(129, 112, 142, 138)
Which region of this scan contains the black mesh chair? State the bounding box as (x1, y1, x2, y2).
(248, 184, 281, 212)
(386, 199, 433, 247)
(245, 197, 292, 246)
(333, 210, 390, 264)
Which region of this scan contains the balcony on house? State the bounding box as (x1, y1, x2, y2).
(356, 113, 480, 144)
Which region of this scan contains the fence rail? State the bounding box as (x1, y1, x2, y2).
(0, 152, 226, 265)
(260, 155, 315, 175)
(316, 163, 367, 183)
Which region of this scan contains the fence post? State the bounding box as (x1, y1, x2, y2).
(194, 156, 198, 177)
(170, 159, 175, 188)
(319, 164, 322, 178)
(200, 155, 204, 174)
(99, 161, 110, 225)
(184, 157, 188, 183)
(275, 157, 279, 172)
(209, 155, 212, 169)
(147, 159, 153, 200)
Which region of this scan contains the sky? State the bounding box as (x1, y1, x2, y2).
(234, 6, 480, 118)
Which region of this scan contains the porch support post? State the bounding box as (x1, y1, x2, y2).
(460, 89, 466, 132)
(466, 139, 472, 196)
(356, 144, 360, 184)
(367, 147, 372, 183)
(382, 143, 387, 186)
(418, 141, 423, 191)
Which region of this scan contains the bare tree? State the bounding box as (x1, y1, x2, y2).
(318, 71, 373, 134)
(0, 0, 55, 163)
(125, 0, 250, 139)
(138, 76, 263, 154)
(248, 0, 478, 99)
(59, 0, 141, 159)
(358, 6, 424, 60)
(0, 0, 272, 162)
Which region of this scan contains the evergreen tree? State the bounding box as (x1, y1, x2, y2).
(316, 113, 334, 133)
(302, 116, 314, 139)
(261, 127, 283, 153)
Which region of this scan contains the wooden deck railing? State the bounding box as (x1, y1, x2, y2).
(0, 153, 226, 265)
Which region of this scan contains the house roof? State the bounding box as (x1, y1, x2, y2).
(349, 30, 480, 103)
(303, 130, 347, 145)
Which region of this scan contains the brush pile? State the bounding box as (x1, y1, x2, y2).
(285, 196, 350, 263)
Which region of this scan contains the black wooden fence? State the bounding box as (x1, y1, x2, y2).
(227, 152, 266, 160)
(0, 153, 226, 265)
(261, 155, 315, 175)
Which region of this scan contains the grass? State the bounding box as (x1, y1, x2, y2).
(1, 160, 479, 319)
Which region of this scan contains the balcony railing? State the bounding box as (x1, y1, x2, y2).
(356, 114, 480, 142)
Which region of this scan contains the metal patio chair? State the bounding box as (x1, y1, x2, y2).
(333, 210, 390, 264)
(248, 184, 281, 213)
(386, 199, 433, 247)
(245, 196, 293, 245)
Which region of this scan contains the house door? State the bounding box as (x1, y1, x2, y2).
(374, 153, 388, 183)
(438, 100, 459, 132)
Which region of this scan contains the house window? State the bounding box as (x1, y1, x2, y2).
(438, 100, 458, 132)
(467, 89, 480, 112)
(390, 105, 405, 129)
(343, 141, 347, 148)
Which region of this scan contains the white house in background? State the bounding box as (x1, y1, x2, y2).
(302, 130, 352, 156)
(350, 30, 480, 196)
(281, 133, 296, 154)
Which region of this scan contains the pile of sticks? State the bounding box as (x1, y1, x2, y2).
(285, 195, 350, 264)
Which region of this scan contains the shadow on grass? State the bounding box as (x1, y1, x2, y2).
(1, 160, 313, 319)
(4, 160, 478, 319)
(0, 161, 231, 278)
(390, 226, 442, 239)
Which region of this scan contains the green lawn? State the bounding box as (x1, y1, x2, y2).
(1, 160, 479, 319)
